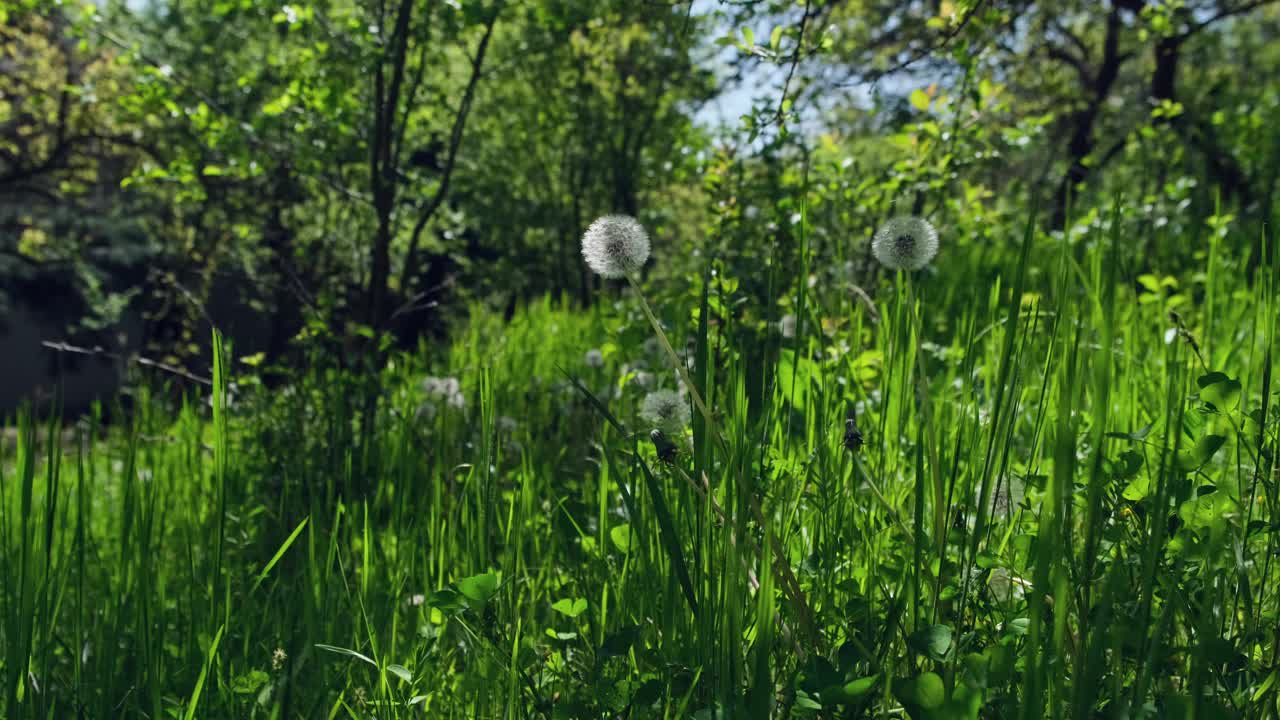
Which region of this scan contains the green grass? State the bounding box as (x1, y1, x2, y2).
(2, 220, 1278, 719)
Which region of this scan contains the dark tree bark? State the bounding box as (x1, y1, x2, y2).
(1147, 1, 1276, 268)
(364, 0, 417, 334)
(397, 4, 503, 316)
(1150, 6, 1264, 204)
(1051, 3, 1130, 229)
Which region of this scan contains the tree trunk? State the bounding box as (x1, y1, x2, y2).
(1051, 4, 1126, 229)
(1149, 17, 1261, 267)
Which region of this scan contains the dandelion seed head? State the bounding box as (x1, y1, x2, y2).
(640, 389, 691, 432)
(779, 314, 797, 339)
(423, 375, 465, 410)
(584, 348, 604, 368)
(581, 215, 650, 278)
(423, 376, 460, 397)
(987, 567, 1027, 603)
(872, 216, 939, 271)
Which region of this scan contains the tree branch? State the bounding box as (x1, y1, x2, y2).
(399, 3, 504, 294)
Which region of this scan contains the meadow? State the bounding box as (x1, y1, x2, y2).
(2, 204, 1277, 719)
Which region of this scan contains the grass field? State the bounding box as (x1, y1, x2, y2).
(3, 212, 1278, 718)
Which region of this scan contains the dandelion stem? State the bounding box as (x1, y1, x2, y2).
(905, 278, 947, 585)
(625, 273, 716, 432)
(625, 271, 819, 642)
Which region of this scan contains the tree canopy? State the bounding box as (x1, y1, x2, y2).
(3, 0, 1277, 372)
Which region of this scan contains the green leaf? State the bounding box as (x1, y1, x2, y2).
(1198, 372, 1242, 409)
(315, 643, 377, 667)
(907, 624, 953, 661)
(894, 672, 946, 715)
(1112, 449, 1144, 481)
(551, 597, 588, 618)
(1178, 489, 1236, 531)
(632, 679, 664, 707)
(636, 456, 700, 616)
(456, 572, 499, 606)
(794, 692, 822, 710)
(599, 624, 641, 659)
(386, 664, 412, 682)
(609, 524, 633, 553)
(777, 349, 814, 412)
(910, 88, 931, 112)
(830, 674, 879, 703)
(1178, 434, 1226, 472)
(230, 670, 268, 694)
(1122, 473, 1151, 502)
(558, 366, 628, 435)
(251, 515, 309, 593)
(1106, 424, 1152, 441)
(1002, 617, 1030, 638)
(183, 624, 224, 720)
(770, 26, 783, 51)
(262, 93, 291, 116)
(427, 588, 464, 613)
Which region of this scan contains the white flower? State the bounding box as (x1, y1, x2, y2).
(872, 216, 939, 270)
(585, 348, 604, 368)
(640, 389, 691, 432)
(779, 314, 797, 339)
(423, 375, 465, 410)
(423, 376, 460, 397)
(581, 215, 650, 278)
(991, 477, 1025, 516)
(987, 567, 1028, 603)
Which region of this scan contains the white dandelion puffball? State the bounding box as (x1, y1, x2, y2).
(779, 314, 797, 339)
(584, 348, 604, 368)
(987, 567, 1028, 604)
(581, 214, 650, 278)
(423, 375, 465, 410)
(640, 389, 691, 432)
(422, 376, 460, 398)
(872, 216, 939, 271)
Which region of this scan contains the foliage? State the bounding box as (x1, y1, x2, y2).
(4, 206, 1280, 716)
(3, 0, 1280, 717)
